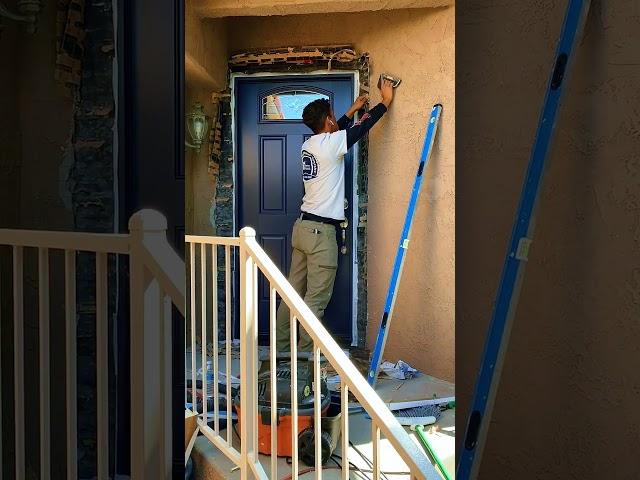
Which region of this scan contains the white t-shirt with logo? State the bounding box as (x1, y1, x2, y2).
(299, 130, 348, 221)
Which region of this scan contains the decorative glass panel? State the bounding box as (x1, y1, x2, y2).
(261, 90, 329, 120)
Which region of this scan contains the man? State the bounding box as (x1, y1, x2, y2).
(276, 79, 395, 353)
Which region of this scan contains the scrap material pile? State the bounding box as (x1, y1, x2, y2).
(229, 45, 359, 67)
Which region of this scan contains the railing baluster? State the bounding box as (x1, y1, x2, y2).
(184, 286, 187, 410)
(314, 343, 322, 480)
(190, 242, 197, 415)
(38, 248, 51, 480)
(65, 250, 77, 480)
(253, 262, 259, 457)
(212, 245, 219, 434)
(290, 313, 298, 480)
(225, 245, 232, 445)
(372, 423, 380, 480)
(96, 252, 108, 479)
(341, 382, 349, 480)
(13, 246, 24, 480)
(0, 250, 3, 480)
(160, 288, 173, 475)
(270, 286, 277, 480)
(201, 243, 207, 424)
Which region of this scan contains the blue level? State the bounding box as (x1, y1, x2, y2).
(457, 1, 591, 478)
(367, 103, 443, 386)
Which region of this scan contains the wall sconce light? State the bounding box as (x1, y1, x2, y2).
(185, 103, 210, 153)
(0, 0, 42, 34)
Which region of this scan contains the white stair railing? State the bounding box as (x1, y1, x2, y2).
(0, 209, 182, 480)
(186, 228, 439, 480)
(0, 213, 438, 479)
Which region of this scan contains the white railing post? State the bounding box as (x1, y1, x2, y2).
(129, 210, 173, 480)
(239, 227, 258, 480)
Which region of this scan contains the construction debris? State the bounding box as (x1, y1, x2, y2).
(55, 0, 86, 90)
(229, 45, 358, 68)
(375, 372, 455, 411)
(380, 359, 418, 380)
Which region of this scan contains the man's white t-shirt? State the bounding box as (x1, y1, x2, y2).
(299, 130, 348, 221)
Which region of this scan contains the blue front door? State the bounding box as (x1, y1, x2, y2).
(235, 74, 355, 344)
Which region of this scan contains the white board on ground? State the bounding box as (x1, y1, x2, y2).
(374, 373, 455, 411)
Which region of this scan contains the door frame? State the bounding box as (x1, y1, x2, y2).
(230, 71, 360, 346)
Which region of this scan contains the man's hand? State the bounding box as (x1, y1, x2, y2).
(380, 78, 394, 108)
(345, 94, 369, 118)
(352, 94, 368, 111)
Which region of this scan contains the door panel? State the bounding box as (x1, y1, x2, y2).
(260, 136, 287, 212)
(236, 75, 354, 344)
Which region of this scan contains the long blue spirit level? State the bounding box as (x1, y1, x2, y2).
(457, 1, 591, 478)
(367, 103, 443, 386)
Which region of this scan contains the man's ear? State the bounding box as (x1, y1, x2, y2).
(325, 116, 334, 129)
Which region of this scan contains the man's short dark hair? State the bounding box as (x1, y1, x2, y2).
(302, 98, 331, 134)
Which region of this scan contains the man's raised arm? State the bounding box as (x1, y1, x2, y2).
(345, 79, 395, 149)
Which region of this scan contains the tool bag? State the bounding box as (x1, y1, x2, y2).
(235, 362, 331, 458)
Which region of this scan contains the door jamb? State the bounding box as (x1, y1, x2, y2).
(230, 70, 360, 346)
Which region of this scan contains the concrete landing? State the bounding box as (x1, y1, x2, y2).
(191, 409, 454, 479)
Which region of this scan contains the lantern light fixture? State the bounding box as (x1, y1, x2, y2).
(185, 103, 210, 153)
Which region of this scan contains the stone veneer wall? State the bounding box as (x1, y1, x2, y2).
(68, 1, 117, 477)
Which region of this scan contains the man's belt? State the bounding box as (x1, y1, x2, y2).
(300, 211, 342, 227)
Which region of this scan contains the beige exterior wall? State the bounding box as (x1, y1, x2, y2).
(185, 14, 228, 235)
(193, 0, 452, 18)
(186, 6, 455, 381)
(456, 2, 640, 476)
(185, 10, 229, 91)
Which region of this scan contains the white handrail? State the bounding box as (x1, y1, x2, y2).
(0, 213, 438, 479)
(185, 234, 240, 247)
(0, 229, 130, 253)
(186, 229, 439, 480)
(0, 209, 181, 480)
(238, 228, 437, 480)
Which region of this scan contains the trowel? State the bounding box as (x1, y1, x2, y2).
(377, 73, 402, 89)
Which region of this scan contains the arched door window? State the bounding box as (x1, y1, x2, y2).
(261, 88, 331, 121)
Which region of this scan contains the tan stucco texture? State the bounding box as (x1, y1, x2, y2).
(193, 0, 453, 19)
(456, 1, 640, 478)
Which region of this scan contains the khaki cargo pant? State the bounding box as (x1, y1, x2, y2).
(276, 218, 339, 353)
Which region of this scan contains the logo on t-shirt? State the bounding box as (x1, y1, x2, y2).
(301, 149, 319, 181)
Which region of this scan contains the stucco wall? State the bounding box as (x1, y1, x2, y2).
(185, 11, 228, 90)
(457, 1, 639, 477)
(224, 7, 455, 381)
(185, 87, 219, 236)
(193, 0, 453, 18)
(185, 15, 228, 235)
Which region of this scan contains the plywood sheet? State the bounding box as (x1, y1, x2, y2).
(374, 373, 455, 410)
